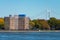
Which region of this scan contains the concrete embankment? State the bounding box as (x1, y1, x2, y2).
(0, 30, 60, 32)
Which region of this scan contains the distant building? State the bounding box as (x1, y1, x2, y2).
(4, 17, 10, 30)
(25, 17, 29, 29)
(18, 14, 29, 30)
(10, 15, 19, 30)
(18, 14, 25, 30)
(4, 14, 29, 30)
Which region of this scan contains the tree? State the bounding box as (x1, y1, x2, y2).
(55, 20, 60, 30)
(38, 19, 50, 30)
(29, 20, 35, 29)
(32, 19, 42, 30)
(29, 19, 50, 30)
(0, 18, 4, 30)
(29, 19, 42, 30)
(48, 17, 57, 30)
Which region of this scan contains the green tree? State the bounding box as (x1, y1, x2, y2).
(29, 20, 35, 29)
(32, 19, 43, 30)
(55, 20, 60, 30)
(30, 19, 50, 30)
(48, 17, 57, 30)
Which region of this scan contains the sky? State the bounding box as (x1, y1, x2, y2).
(0, 0, 60, 20)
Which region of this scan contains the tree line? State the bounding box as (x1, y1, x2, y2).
(0, 17, 60, 30)
(29, 17, 60, 30)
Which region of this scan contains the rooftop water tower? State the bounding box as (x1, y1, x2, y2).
(19, 14, 26, 18)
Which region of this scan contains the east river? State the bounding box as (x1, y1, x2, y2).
(0, 32, 60, 40)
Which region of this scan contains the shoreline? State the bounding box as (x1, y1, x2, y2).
(0, 30, 60, 32)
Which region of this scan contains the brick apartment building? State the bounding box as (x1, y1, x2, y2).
(4, 14, 29, 30)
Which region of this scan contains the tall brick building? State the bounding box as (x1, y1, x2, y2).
(4, 14, 29, 30)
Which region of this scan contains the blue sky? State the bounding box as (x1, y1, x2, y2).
(0, 0, 60, 19)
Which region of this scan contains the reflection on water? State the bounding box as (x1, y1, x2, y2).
(0, 32, 60, 40)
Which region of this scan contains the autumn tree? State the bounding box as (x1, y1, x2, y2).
(0, 18, 4, 29)
(38, 19, 50, 30)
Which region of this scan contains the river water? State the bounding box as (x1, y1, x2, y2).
(0, 32, 60, 40)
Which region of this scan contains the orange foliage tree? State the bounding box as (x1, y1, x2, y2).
(0, 18, 4, 29)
